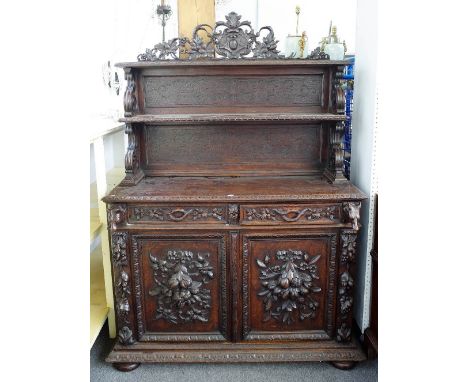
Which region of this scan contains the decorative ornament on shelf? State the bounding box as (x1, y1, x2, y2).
(320, 22, 347, 60)
(154, 0, 173, 42)
(137, 11, 330, 61)
(284, 6, 309, 58)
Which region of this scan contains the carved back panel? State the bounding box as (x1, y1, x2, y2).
(141, 124, 324, 176)
(138, 65, 330, 115)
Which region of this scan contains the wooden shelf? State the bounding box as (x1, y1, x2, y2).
(104, 176, 366, 203)
(120, 112, 346, 125)
(90, 245, 109, 347)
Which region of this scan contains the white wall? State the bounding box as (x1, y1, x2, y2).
(350, 0, 379, 331)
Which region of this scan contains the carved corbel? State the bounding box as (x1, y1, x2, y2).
(107, 204, 127, 230)
(343, 202, 361, 231)
(123, 68, 138, 117)
(121, 124, 144, 186)
(323, 121, 347, 183)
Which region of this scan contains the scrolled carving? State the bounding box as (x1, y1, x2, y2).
(244, 206, 338, 223)
(131, 206, 225, 223)
(123, 69, 137, 117)
(256, 250, 322, 324)
(149, 250, 214, 324)
(308, 47, 330, 60)
(324, 120, 346, 183)
(137, 12, 286, 60)
(343, 202, 361, 230)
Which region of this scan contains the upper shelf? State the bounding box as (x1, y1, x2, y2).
(120, 112, 346, 125)
(115, 59, 351, 69)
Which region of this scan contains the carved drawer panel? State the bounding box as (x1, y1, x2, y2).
(241, 232, 338, 341)
(240, 204, 341, 225)
(131, 233, 228, 341)
(128, 205, 228, 224)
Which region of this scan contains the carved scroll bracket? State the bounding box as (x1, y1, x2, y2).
(121, 124, 144, 186)
(123, 68, 138, 117)
(323, 121, 346, 184)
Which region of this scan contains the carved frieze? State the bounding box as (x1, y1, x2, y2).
(148, 250, 214, 324)
(130, 206, 226, 223)
(256, 250, 322, 324)
(243, 206, 338, 223)
(143, 76, 322, 108)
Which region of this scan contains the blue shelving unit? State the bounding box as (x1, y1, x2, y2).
(342, 56, 354, 180)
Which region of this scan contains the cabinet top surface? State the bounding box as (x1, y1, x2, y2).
(103, 176, 366, 203)
(115, 59, 351, 69)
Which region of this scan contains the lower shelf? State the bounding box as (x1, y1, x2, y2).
(106, 337, 366, 364)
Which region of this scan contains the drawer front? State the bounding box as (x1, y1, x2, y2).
(240, 204, 341, 225)
(130, 232, 228, 341)
(241, 232, 338, 341)
(128, 205, 228, 224)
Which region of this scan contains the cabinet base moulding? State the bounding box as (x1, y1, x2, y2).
(106, 338, 366, 364)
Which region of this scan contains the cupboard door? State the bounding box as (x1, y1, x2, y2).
(131, 232, 228, 342)
(241, 232, 338, 341)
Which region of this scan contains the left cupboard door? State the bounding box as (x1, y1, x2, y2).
(128, 232, 230, 342)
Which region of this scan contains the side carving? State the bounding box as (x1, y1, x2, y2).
(336, 230, 358, 342)
(343, 202, 361, 230)
(131, 206, 225, 223)
(110, 232, 135, 345)
(122, 124, 144, 186)
(148, 250, 214, 324)
(244, 206, 338, 223)
(324, 120, 346, 183)
(256, 250, 322, 325)
(107, 204, 127, 230)
(123, 68, 137, 117)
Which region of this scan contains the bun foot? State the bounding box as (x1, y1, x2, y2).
(112, 362, 140, 372)
(330, 361, 357, 370)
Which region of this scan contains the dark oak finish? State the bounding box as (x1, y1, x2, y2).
(112, 362, 141, 372)
(104, 15, 366, 369)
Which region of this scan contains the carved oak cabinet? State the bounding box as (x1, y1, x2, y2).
(103, 16, 366, 371)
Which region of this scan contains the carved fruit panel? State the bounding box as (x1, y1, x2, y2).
(136, 235, 226, 337)
(244, 235, 330, 336)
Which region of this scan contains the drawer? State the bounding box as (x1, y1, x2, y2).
(127, 205, 228, 224)
(240, 204, 341, 225)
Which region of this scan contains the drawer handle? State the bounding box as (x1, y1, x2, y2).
(272, 208, 311, 222)
(167, 209, 193, 221)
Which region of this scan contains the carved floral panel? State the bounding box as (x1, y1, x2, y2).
(256, 250, 322, 325)
(149, 250, 214, 324)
